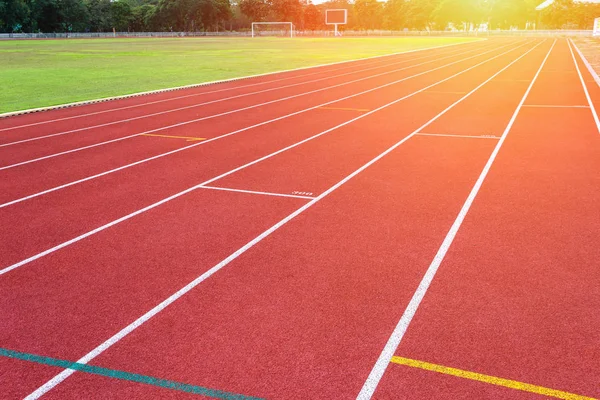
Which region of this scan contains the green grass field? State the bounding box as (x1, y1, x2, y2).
(0, 37, 481, 114)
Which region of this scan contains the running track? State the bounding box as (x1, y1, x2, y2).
(0, 37, 598, 399)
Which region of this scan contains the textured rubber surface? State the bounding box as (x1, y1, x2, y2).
(0, 38, 597, 400)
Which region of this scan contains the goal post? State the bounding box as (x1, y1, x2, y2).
(251, 22, 294, 38)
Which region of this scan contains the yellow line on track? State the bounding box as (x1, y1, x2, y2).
(141, 133, 206, 141)
(318, 106, 370, 112)
(390, 357, 596, 400)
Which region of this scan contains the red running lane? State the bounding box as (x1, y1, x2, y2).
(211, 42, 544, 196)
(374, 39, 600, 399)
(0, 40, 535, 269)
(0, 39, 490, 132)
(0, 358, 64, 400)
(0, 190, 308, 399)
(1, 40, 548, 399)
(42, 135, 499, 400)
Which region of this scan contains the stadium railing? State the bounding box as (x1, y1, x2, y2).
(0, 29, 593, 40)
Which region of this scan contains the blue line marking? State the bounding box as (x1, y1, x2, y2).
(0, 347, 263, 399)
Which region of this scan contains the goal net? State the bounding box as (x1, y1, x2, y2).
(251, 22, 294, 38)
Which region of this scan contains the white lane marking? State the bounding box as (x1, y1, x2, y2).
(356, 39, 556, 400)
(521, 104, 589, 108)
(0, 134, 147, 171)
(415, 133, 500, 139)
(23, 39, 541, 400)
(0, 42, 493, 148)
(567, 39, 600, 135)
(0, 40, 483, 121)
(0, 41, 530, 205)
(1, 40, 537, 275)
(198, 186, 315, 200)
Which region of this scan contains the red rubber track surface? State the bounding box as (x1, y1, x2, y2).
(1, 38, 598, 400)
(0, 39, 525, 267)
(375, 39, 600, 400)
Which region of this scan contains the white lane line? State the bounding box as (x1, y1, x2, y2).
(0, 42, 494, 148)
(567, 39, 600, 135)
(0, 40, 540, 274)
(0, 39, 483, 121)
(415, 133, 500, 139)
(521, 104, 589, 108)
(198, 186, 315, 200)
(570, 39, 600, 88)
(356, 39, 556, 400)
(0, 41, 530, 204)
(0, 134, 150, 171)
(22, 39, 544, 400)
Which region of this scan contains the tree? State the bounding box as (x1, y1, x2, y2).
(353, 0, 382, 30)
(271, 0, 302, 25)
(111, 0, 132, 31)
(0, 0, 31, 32)
(570, 3, 600, 29)
(130, 4, 156, 31)
(432, 0, 484, 30)
(239, 0, 269, 21)
(383, 0, 406, 30)
(85, 0, 113, 31)
(488, 0, 537, 29)
(539, 0, 572, 28)
(60, 0, 89, 31)
(403, 0, 440, 30)
(303, 3, 321, 30)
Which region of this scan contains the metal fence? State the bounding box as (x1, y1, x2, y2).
(0, 29, 593, 40)
(0, 32, 248, 39)
(298, 29, 594, 37)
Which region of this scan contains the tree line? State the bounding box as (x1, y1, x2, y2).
(1, 0, 598, 34)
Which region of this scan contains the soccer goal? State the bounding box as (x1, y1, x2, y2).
(251, 22, 294, 38)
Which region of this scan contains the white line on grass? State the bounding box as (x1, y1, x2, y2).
(0, 41, 496, 148)
(0, 42, 485, 132)
(198, 186, 315, 200)
(0, 39, 485, 121)
(22, 39, 545, 400)
(0, 41, 531, 207)
(0, 40, 539, 273)
(567, 39, 600, 134)
(356, 39, 556, 400)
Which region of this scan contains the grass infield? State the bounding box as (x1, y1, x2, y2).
(0, 37, 481, 114)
